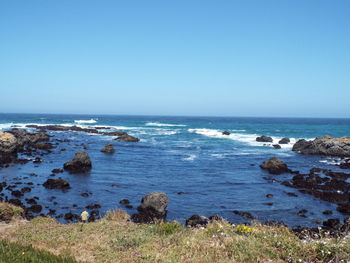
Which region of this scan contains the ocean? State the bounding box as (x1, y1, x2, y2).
(1, 113, 350, 227)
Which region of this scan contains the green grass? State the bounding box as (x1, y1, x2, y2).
(0, 210, 349, 262)
(0, 240, 79, 263)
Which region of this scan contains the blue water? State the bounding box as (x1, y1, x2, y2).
(1, 113, 350, 227)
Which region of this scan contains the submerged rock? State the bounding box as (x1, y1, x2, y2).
(43, 179, 71, 190)
(101, 144, 115, 154)
(256, 136, 273, 143)
(63, 151, 92, 173)
(292, 136, 350, 157)
(260, 158, 291, 175)
(279, 138, 290, 144)
(131, 192, 168, 223)
(115, 134, 140, 142)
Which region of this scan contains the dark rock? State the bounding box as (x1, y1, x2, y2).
(11, 190, 23, 198)
(64, 212, 79, 222)
(125, 205, 133, 209)
(80, 192, 89, 197)
(33, 157, 42, 163)
(101, 131, 127, 136)
(256, 136, 273, 143)
(90, 210, 99, 217)
(266, 194, 273, 198)
(292, 136, 350, 157)
(260, 158, 291, 175)
(28, 204, 42, 213)
(63, 151, 92, 173)
(119, 199, 130, 205)
(323, 218, 341, 230)
(185, 215, 209, 227)
(131, 192, 168, 223)
(85, 204, 101, 209)
(26, 198, 37, 205)
(43, 179, 70, 190)
(26, 125, 98, 134)
(33, 143, 54, 151)
(21, 187, 31, 193)
(273, 144, 281, 149)
(115, 134, 140, 142)
(51, 168, 64, 174)
(101, 144, 115, 154)
(8, 199, 23, 207)
(222, 131, 230, 136)
(233, 210, 256, 219)
(323, 210, 333, 215)
(337, 203, 350, 215)
(279, 138, 290, 144)
(286, 192, 298, 197)
(339, 162, 350, 169)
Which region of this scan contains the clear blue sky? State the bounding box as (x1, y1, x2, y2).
(0, 0, 349, 117)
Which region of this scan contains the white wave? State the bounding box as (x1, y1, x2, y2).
(74, 119, 97, 124)
(183, 154, 197, 161)
(319, 158, 342, 165)
(145, 122, 186, 127)
(138, 129, 178, 136)
(188, 128, 298, 149)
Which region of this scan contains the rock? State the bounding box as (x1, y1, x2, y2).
(273, 144, 281, 149)
(0, 202, 24, 223)
(11, 190, 23, 198)
(131, 192, 168, 223)
(266, 194, 273, 198)
(323, 210, 333, 215)
(260, 158, 291, 175)
(279, 138, 290, 144)
(256, 136, 273, 143)
(185, 215, 209, 227)
(43, 179, 70, 190)
(233, 210, 256, 219)
(323, 218, 342, 230)
(33, 143, 54, 150)
(85, 204, 101, 209)
(27, 204, 42, 213)
(115, 134, 140, 142)
(339, 162, 350, 169)
(101, 131, 127, 136)
(26, 125, 98, 134)
(292, 136, 350, 157)
(101, 144, 115, 154)
(63, 151, 92, 173)
(80, 192, 89, 197)
(222, 131, 230, 136)
(0, 132, 18, 153)
(119, 199, 130, 205)
(51, 168, 64, 174)
(64, 212, 80, 222)
(337, 203, 350, 215)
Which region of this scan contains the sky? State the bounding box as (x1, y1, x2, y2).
(0, 0, 349, 118)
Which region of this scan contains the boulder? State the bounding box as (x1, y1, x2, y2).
(63, 151, 92, 173)
(0, 132, 17, 153)
(0, 202, 24, 223)
(292, 136, 350, 157)
(273, 144, 281, 149)
(131, 192, 168, 223)
(43, 179, 71, 190)
(260, 158, 291, 175)
(101, 144, 115, 154)
(256, 136, 273, 143)
(279, 138, 290, 144)
(185, 215, 209, 227)
(115, 134, 140, 142)
(222, 131, 231, 136)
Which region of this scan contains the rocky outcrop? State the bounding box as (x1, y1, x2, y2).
(256, 136, 273, 143)
(115, 134, 140, 142)
(26, 124, 98, 134)
(131, 192, 168, 223)
(292, 136, 350, 157)
(0, 202, 24, 223)
(279, 138, 290, 144)
(101, 144, 115, 154)
(260, 158, 291, 175)
(63, 151, 92, 173)
(0, 132, 18, 164)
(43, 179, 71, 190)
(185, 215, 209, 227)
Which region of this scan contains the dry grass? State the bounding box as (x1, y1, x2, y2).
(1, 213, 349, 263)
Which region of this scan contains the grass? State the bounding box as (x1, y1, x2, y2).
(0, 210, 349, 262)
(0, 240, 78, 263)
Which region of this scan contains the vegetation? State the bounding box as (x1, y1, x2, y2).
(0, 210, 349, 262)
(0, 240, 78, 263)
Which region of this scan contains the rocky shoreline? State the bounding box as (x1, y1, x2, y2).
(1, 126, 350, 239)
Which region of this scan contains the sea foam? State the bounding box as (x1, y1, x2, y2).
(188, 128, 297, 148)
(145, 122, 186, 127)
(74, 119, 97, 124)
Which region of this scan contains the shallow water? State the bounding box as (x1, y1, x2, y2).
(1, 113, 350, 226)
